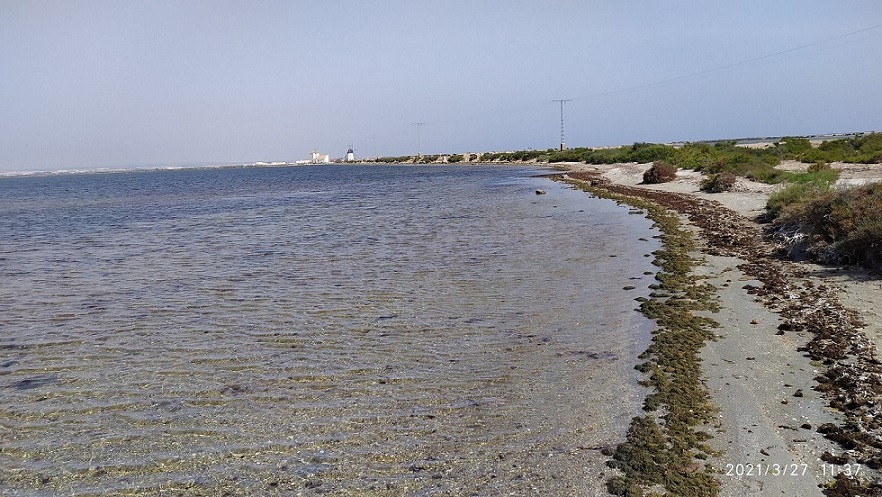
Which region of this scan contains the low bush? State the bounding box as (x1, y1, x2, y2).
(642, 161, 678, 184)
(670, 143, 716, 170)
(777, 136, 813, 158)
(784, 132, 882, 163)
(785, 162, 839, 185)
(375, 155, 414, 163)
(629, 142, 675, 163)
(582, 148, 631, 164)
(794, 183, 882, 267)
(482, 150, 551, 162)
(744, 165, 788, 184)
(699, 172, 737, 193)
(766, 182, 831, 219)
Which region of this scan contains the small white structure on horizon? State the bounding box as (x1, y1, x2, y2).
(346, 147, 355, 162)
(311, 150, 330, 164)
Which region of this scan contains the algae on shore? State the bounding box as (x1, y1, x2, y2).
(559, 174, 721, 497)
(559, 170, 882, 496)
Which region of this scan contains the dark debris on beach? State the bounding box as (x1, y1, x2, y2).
(562, 171, 882, 496)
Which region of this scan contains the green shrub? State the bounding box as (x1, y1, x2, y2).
(642, 161, 678, 184)
(713, 140, 738, 152)
(745, 166, 788, 184)
(699, 172, 737, 193)
(801, 148, 830, 164)
(629, 142, 675, 163)
(670, 143, 714, 170)
(375, 155, 414, 163)
(789, 132, 882, 163)
(679, 144, 782, 182)
(546, 150, 582, 163)
(766, 182, 831, 219)
(701, 156, 728, 175)
(818, 138, 854, 157)
(784, 162, 839, 185)
(448, 154, 463, 163)
(800, 183, 882, 266)
(777, 137, 813, 158)
(583, 148, 631, 164)
(479, 150, 548, 162)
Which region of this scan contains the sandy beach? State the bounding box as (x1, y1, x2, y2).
(561, 161, 882, 495)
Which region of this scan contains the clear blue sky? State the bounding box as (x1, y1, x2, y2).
(1, 1, 880, 171)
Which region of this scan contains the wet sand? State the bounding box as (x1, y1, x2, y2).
(561, 163, 882, 495)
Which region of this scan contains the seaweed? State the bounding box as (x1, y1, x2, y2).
(558, 170, 882, 495)
(557, 174, 721, 496)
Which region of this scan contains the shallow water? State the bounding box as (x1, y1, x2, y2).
(0, 165, 660, 495)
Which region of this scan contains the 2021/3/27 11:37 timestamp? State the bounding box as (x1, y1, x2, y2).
(724, 463, 862, 477)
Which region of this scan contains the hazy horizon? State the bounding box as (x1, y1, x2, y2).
(2, 1, 880, 172)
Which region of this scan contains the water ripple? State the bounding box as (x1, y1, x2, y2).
(0, 165, 660, 495)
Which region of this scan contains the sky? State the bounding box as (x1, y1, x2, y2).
(1, 1, 880, 172)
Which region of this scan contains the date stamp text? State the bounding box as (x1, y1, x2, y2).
(723, 463, 862, 478)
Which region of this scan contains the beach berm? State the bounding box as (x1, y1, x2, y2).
(558, 163, 882, 496)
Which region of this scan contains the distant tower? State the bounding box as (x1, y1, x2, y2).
(346, 144, 355, 162)
(552, 99, 571, 150)
(412, 122, 425, 157)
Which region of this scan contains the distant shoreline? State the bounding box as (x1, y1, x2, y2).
(3, 130, 876, 177)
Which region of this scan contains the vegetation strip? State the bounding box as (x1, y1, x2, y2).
(373, 133, 882, 176)
(560, 171, 882, 496)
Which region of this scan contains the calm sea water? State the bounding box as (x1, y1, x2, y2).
(0, 164, 659, 496)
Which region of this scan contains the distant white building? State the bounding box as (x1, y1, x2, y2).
(346, 147, 355, 162)
(311, 150, 330, 164)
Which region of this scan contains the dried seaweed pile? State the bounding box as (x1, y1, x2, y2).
(561, 174, 721, 496)
(562, 171, 882, 495)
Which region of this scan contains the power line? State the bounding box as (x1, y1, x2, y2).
(570, 23, 882, 102)
(403, 23, 881, 149)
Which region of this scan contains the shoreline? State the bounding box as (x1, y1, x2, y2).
(556, 166, 882, 495)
